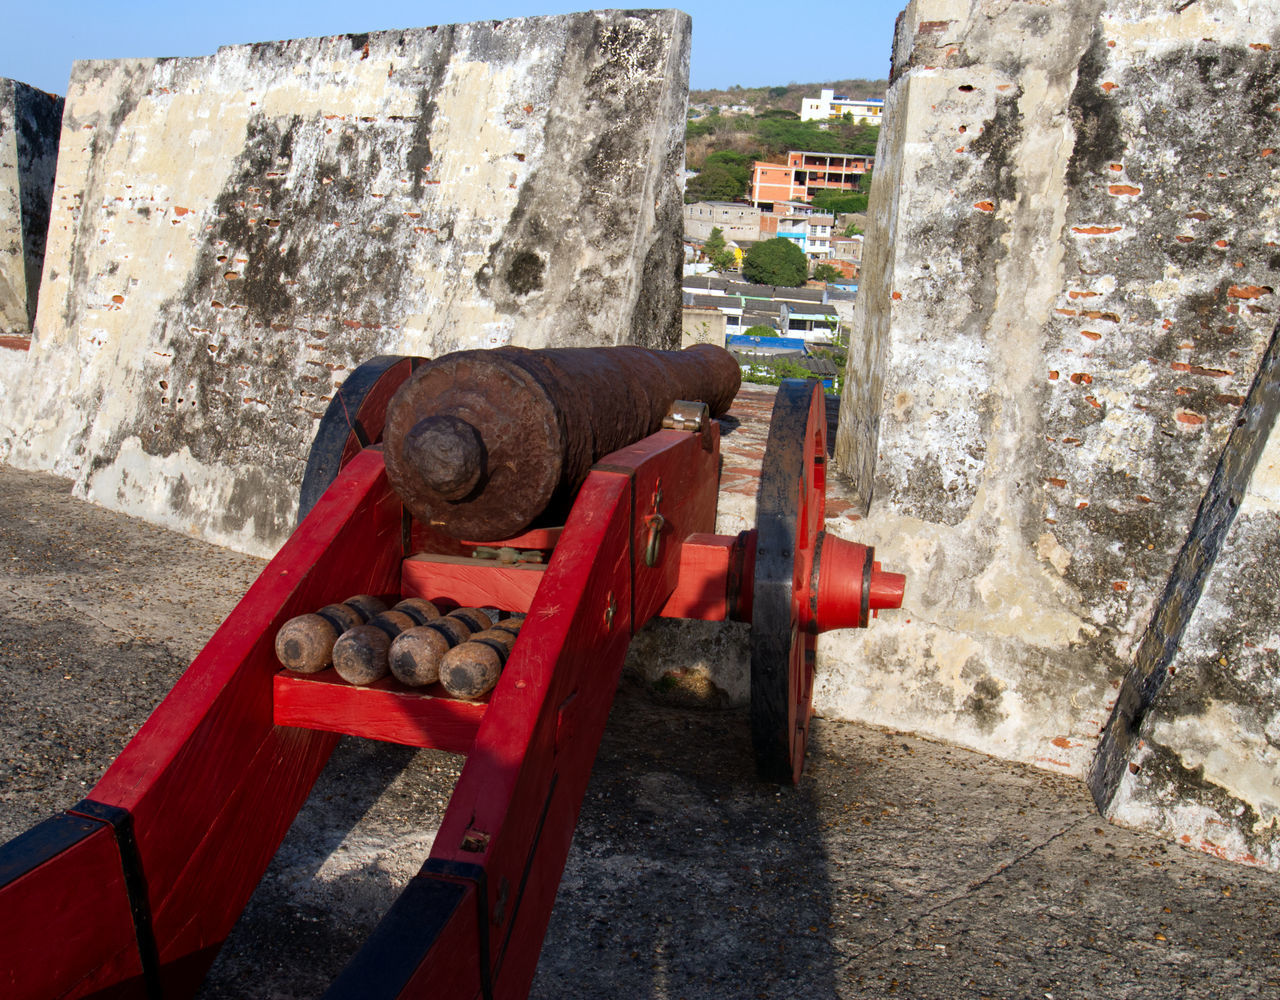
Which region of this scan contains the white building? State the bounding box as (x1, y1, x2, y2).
(800, 89, 884, 124)
(683, 201, 762, 242)
(775, 214, 835, 259)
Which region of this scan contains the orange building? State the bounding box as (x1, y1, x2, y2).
(750, 150, 874, 209)
(750, 161, 804, 206)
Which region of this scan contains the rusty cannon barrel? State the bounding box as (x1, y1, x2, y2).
(383, 343, 741, 540)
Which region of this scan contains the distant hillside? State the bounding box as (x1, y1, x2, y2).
(683, 80, 885, 207)
(689, 79, 887, 116)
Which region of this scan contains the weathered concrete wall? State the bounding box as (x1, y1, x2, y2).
(0, 80, 63, 333)
(0, 12, 690, 556)
(828, 0, 1280, 866)
(0, 81, 26, 335)
(1107, 328, 1280, 867)
(681, 305, 727, 347)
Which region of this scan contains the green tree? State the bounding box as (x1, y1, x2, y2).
(686, 150, 753, 204)
(750, 118, 877, 158)
(811, 262, 843, 283)
(704, 149, 754, 174)
(742, 238, 809, 287)
(811, 186, 870, 215)
(685, 162, 749, 203)
(743, 324, 778, 337)
(704, 226, 726, 258)
(711, 247, 739, 272)
(833, 120, 880, 155)
(810, 325, 848, 393)
(685, 95, 880, 160)
(740, 357, 815, 388)
(684, 113, 724, 140)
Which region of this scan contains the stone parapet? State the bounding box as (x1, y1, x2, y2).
(832, 0, 1280, 868)
(0, 79, 62, 335)
(0, 12, 690, 556)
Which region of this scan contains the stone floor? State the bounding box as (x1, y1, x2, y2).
(1, 403, 1277, 997)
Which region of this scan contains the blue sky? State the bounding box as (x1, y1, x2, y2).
(6, 2, 898, 97)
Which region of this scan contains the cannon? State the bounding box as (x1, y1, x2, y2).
(0, 344, 903, 999)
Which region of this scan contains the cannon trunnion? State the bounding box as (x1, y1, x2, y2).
(0, 346, 902, 1000)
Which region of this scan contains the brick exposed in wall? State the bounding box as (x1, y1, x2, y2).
(829, 0, 1280, 867)
(0, 12, 690, 556)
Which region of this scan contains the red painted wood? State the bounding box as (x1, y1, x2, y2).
(658, 533, 736, 621)
(63, 946, 147, 1000)
(459, 525, 562, 549)
(273, 671, 486, 752)
(486, 541, 636, 999)
(395, 880, 485, 998)
(83, 448, 404, 991)
(429, 471, 631, 865)
(751, 381, 826, 784)
(150, 725, 337, 989)
(400, 555, 545, 612)
(0, 825, 143, 1000)
(336, 356, 419, 467)
(476, 429, 724, 996)
(407, 519, 470, 559)
(6, 419, 730, 998)
(378, 429, 727, 996)
(363, 469, 630, 997)
(620, 426, 721, 627)
(809, 534, 871, 631)
(591, 425, 719, 629)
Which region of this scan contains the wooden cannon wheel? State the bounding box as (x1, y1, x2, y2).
(298, 355, 425, 524)
(750, 379, 828, 784)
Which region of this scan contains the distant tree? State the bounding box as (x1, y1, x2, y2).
(833, 121, 880, 155)
(704, 226, 726, 258)
(751, 117, 874, 157)
(742, 238, 808, 287)
(685, 162, 749, 203)
(768, 86, 789, 98)
(684, 113, 724, 140)
(686, 150, 753, 204)
(687, 109, 878, 162)
(704, 149, 754, 173)
(811, 186, 870, 215)
(811, 262, 843, 283)
(744, 324, 778, 337)
(740, 357, 814, 388)
(711, 247, 739, 272)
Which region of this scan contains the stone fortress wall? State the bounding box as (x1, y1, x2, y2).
(0, 11, 691, 556)
(832, 0, 1280, 869)
(0, 80, 62, 335)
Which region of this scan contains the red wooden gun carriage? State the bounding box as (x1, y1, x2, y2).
(0, 344, 902, 999)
